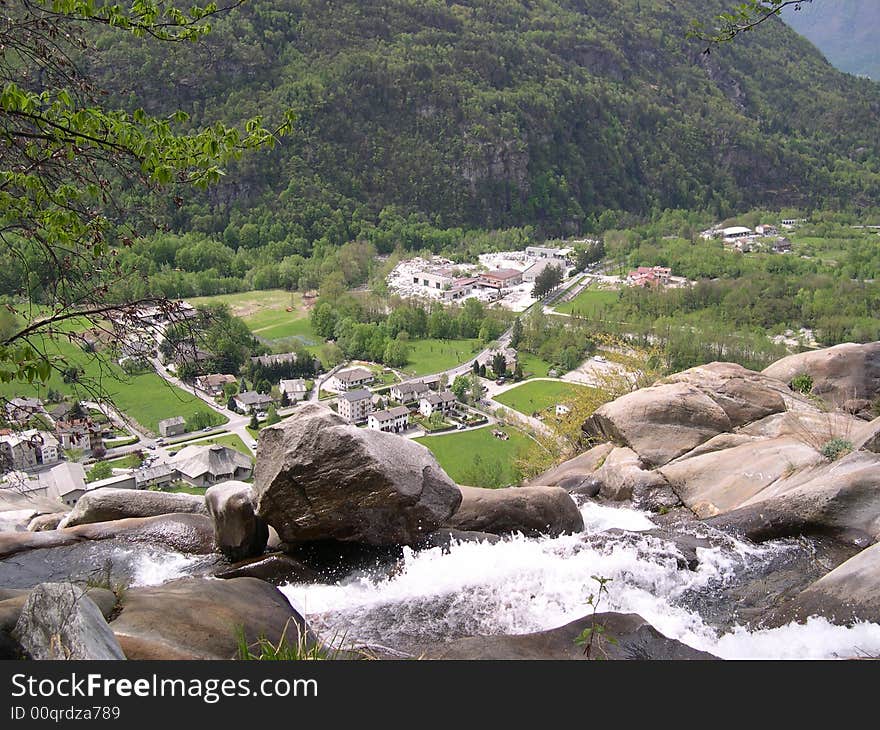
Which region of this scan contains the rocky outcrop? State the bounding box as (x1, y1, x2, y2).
(254, 404, 461, 546)
(582, 362, 790, 468)
(762, 341, 880, 408)
(0, 513, 215, 560)
(525, 442, 614, 493)
(13, 582, 125, 660)
(61, 488, 206, 528)
(427, 612, 716, 660)
(110, 577, 311, 660)
(588, 447, 679, 510)
(213, 553, 320, 585)
(26, 512, 68, 532)
(660, 436, 822, 519)
(854, 417, 880, 453)
(764, 542, 880, 626)
(205, 482, 268, 561)
(447, 485, 583, 537)
(706, 450, 880, 545)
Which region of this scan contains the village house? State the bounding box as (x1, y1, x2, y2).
(2, 461, 88, 507)
(367, 406, 410, 434)
(194, 373, 237, 398)
(4, 397, 46, 426)
(477, 347, 518, 371)
(773, 238, 793, 253)
(337, 388, 373, 423)
(419, 390, 457, 418)
(55, 419, 103, 453)
(0, 429, 60, 472)
(158, 416, 187, 438)
(280, 378, 309, 402)
(233, 391, 275, 414)
(331, 367, 375, 392)
(170, 444, 253, 487)
(755, 224, 778, 236)
(627, 266, 672, 287)
(390, 380, 431, 403)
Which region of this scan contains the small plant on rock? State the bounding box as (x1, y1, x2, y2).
(235, 619, 337, 661)
(790, 373, 813, 395)
(574, 575, 618, 660)
(821, 438, 853, 462)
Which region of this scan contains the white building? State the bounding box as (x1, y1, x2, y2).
(522, 259, 563, 283)
(412, 269, 457, 292)
(390, 380, 431, 403)
(419, 391, 457, 418)
(280, 378, 309, 402)
(170, 444, 253, 488)
(234, 391, 274, 414)
(337, 388, 373, 423)
(525, 246, 572, 265)
(0, 430, 60, 472)
(367, 406, 410, 434)
(720, 226, 752, 239)
(331, 367, 375, 392)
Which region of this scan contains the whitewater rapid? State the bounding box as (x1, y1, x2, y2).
(281, 501, 880, 660)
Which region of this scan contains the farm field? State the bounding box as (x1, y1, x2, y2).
(554, 287, 619, 317)
(415, 425, 532, 488)
(494, 380, 592, 416)
(402, 338, 482, 376)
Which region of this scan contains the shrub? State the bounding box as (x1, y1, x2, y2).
(821, 438, 853, 461)
(790, 373, 814, 394)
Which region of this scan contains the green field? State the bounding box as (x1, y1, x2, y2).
(403, 338, 482, 376)
(0, 332, 225, 436)
(554, 287, 620, 316)
(415, 425, 532, 488)
(188, 289, 321, 344)
(517, 352, 555, 378)
(494, 380, 592, 416)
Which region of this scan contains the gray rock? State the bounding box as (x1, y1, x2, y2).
(583, 382, 733, 467)
(706, 450, 880, 545)
(13, 582, 125, 660)
(660, 436, 822, 518)
(205, 481, 268, 561)
(764, 542, 880, 626)
(254, 404, 461, 546)
(588, 446, 677, 510)
(213, 553, 320, 585)
(854, 417, 880, 453)
(110, 577, 312, 660)
(0, 513, 215, 560)
(582, 362, 790, 468)
(61, 488, 206, 528)
(447, 485, 583, 537)
(762, 341, 880, 408)
(26, 512, 68, 532)
(427, 612, 717, 660)
(525, 443, 615, 491)
(415, 528, 502, 552)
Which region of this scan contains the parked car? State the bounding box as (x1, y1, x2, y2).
(202, 426, 213, 432)
(495, 378, 506, 385)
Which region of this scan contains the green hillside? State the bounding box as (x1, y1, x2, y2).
(87, 0, 880, 245)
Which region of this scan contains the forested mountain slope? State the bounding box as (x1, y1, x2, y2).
(91, 0, 880, 241)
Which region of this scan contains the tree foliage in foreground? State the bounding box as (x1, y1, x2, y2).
(0, 0, 291, 390)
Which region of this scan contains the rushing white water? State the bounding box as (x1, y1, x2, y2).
(281, 502, 880, 660)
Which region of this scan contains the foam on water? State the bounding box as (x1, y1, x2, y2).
(281, 501, 880, 659)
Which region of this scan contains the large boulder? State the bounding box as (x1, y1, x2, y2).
(762, 341, 880, 408)
(447, 485, 583, 537)
(61, 488, 206, 528)
(427, 612, 716, 660)
(854, 417, 880, 453)
(213, 553, 320, 585)
(110, 577, 311, 660)
(253, 404, 461, 546)
(587, 446, 678, 510)
(583, 382, 733, 467)
(706, 450, 880, 545)
(660, 436, 822, 518)
(26, 512, 68, 532)
(661, 362, 790, 425)
(0, 513, 215, 560)
(205, 481, 268, 561)
(764, 543, 880, 626)
(12, 582, 125, 660)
